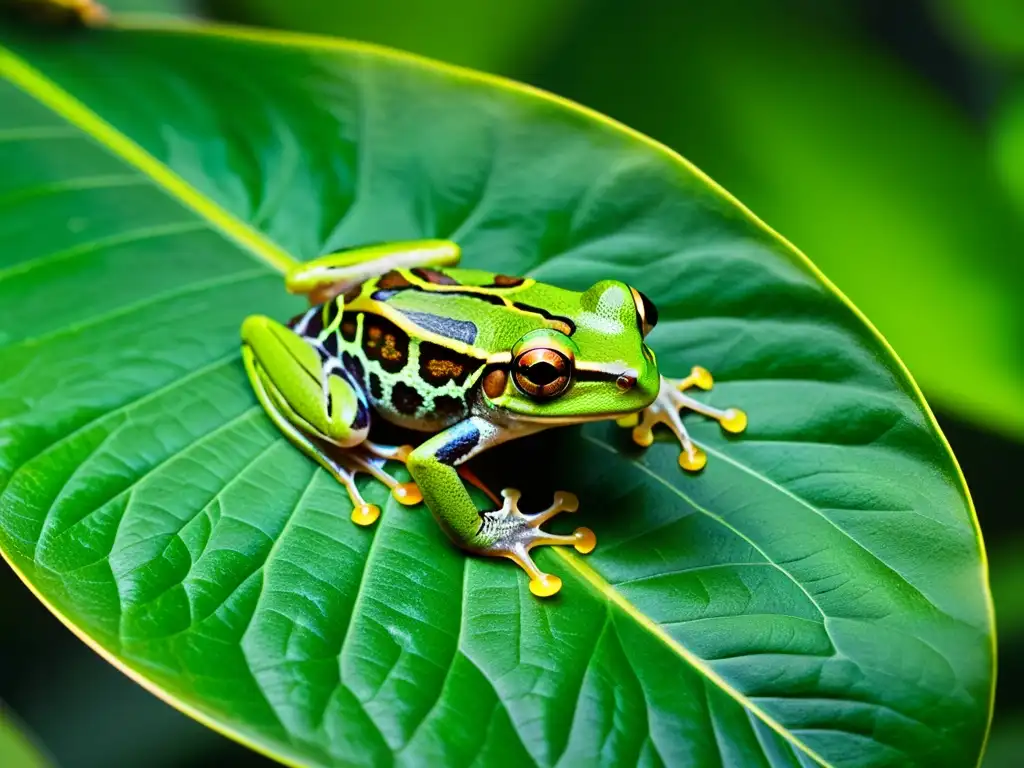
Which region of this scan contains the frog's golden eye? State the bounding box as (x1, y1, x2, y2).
(513, 347, 572, 399)
(629, 287, 659, 338)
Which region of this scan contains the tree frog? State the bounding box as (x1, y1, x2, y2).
(241, 241, 746, 597)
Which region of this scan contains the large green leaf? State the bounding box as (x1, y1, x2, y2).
(0, 16, 993, 768)
(540, 1, 1024, 440)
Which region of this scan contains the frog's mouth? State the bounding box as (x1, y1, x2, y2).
(512, 411, 637, 426)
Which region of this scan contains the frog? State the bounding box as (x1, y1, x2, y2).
(240, 240, 746, 597)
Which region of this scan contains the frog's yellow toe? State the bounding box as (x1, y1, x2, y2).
(616, 413, 640, 428)
(351, 503, 381, 526)
(720, 408, 747, 434)
(689, 365, 714, 390)
(552, 491, 579, 514)
(573, 527, 596, 554)
(529, 573, 563, 598)
(632, 425, 654, 447)
(679, 446, 707, 472)
(392, 482, 422, 506)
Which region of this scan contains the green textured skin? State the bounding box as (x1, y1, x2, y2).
(246, 249, 659, 545)
(332, 265, 657, 425)
(409, 418, 495, 544)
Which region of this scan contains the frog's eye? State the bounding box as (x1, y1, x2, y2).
(513, 347, 573, 399)
(629, 287, 659, 338)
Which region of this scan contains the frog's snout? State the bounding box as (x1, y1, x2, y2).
(637, 358, 661, 402)
(613, 359, 659, 410)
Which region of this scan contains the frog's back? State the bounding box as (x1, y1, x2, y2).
(357, 267, 581, 355)
(285, 267, 578, 432)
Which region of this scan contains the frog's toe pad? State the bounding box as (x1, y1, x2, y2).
(392, 482, 422, 506)
(719, 408, 747, 433)
(679, 445, 707, 472)
(476, 489, 595, 598)
(616, 413, 640, 428)
(529, 573, 563, 597)
(573, 526, 597, 554)
(351, 504, 381, 526)
(631, 371, 748, 472)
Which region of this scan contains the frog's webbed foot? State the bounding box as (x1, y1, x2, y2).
(472, 489, 595, 598)
(617, 367, 747, 471)
(328, 441, 421, 526)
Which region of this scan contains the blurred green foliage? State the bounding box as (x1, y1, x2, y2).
(934, 0, 1024, 60)
(993, 89, 1024, 215)
(102, 0, 194, 14)
(208, 0, 581, 74)
(982, 712, 1024, 768)
(540, 0, 1024, 439)
(0, 708, 49, 768)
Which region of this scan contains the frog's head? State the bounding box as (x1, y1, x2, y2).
(481, 280, 661, 423)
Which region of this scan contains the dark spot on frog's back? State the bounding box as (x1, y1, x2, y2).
(418, 341, 477, 386)
(297, 306, 324, 337)
(486, 274, 525, 288)
(412, 267, 459, 285)
(341, 314, 358, 342)
(352, 401, 370, 430)
(433, 394, 466, 421)
(391, 381, 424, 415)
(370, 271, 411, 300)
(321, 331, 339, 357)
(341, 351, 365, 383)
(378, 270, 412, 290)
(362, 314, 409, 373)
(369, 372, 383, 400)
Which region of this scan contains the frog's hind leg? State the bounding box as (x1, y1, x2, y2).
(619, 366, 747, 471)
(241, 315, 418, 525)
(286, 240, 461, 304)
(407, 418, 596, 598)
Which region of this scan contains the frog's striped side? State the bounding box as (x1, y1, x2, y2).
(287, 265, 583, 432)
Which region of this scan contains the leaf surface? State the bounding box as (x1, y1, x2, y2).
(0, 18, 994, 768)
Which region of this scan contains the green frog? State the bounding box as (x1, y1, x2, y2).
(241, 240, 746, 596)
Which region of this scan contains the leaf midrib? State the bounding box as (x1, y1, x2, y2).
(0, 46, 294, 275)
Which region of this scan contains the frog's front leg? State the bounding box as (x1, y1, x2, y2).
(407, 417, 595, 598)
(241, 315, 421, 525)
(619, 366, 747, 470)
